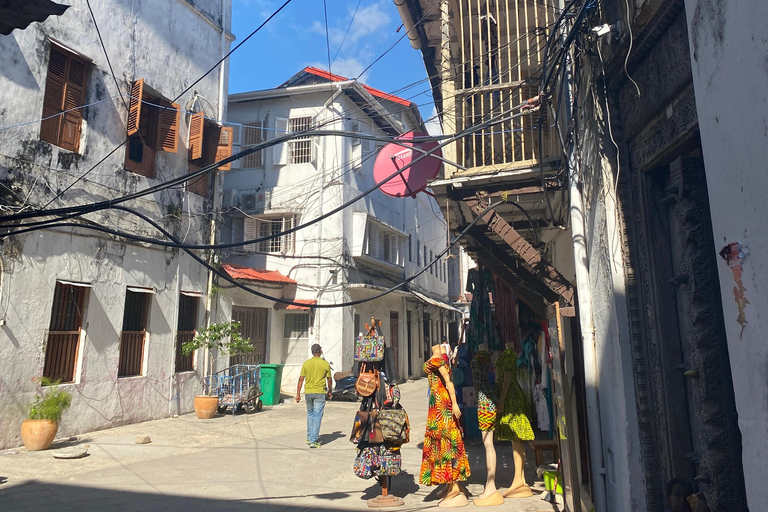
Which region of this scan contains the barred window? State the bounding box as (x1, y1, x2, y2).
(284, 313, 310, 339)
(288, 116, 312, 164)
(257, 215, 296, 254)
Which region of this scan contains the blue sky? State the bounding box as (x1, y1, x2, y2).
(228, 0, 438, 128)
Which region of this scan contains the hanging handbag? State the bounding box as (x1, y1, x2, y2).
(376, 446, 402, 476)
(367, 411, 384, 443)
(350, 410, 370, 444)
(378, 406, 410, 445)
(355, 362, 380, 397)
(354, 334, 385, 362)
(353, 446, 379, 479)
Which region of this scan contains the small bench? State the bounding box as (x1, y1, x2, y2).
(529, 439, 560, 466)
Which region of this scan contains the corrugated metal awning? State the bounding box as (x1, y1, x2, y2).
(411, 291, 463, 314)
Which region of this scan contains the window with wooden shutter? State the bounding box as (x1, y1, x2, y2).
(44, 282, 88, 383)
(125, 79, 179, 177)
(40, 46, 90, 152)
(186, 163, 209, 197)
(118, 289, 151, 377)
(241, 121, 265, 168)
(126, 79, 144, 136)
(243, 217, 258, 252)
(175, 294, 198, 373)
(157, 103, 180, 153)
(188, 112, 205, 160)
(216, 127, 233, 170)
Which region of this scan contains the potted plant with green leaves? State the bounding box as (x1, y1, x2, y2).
(181, 320, 253, 419)
(21, 377, 72, 450)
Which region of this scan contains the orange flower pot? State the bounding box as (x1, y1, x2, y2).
(193, 396, 219, 419)
(20, 419, 58, 451)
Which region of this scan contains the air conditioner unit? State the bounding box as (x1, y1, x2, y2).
(241, 192, 258, 211)
(222, 190, 236, 208)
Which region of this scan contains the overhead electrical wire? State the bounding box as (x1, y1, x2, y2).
(3, 108, 530, 251)
(19, 200, 501, 309)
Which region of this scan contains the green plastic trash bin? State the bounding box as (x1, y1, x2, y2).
(260, 364, 284, 406)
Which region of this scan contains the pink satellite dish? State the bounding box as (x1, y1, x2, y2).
(373, 131, 442, 198)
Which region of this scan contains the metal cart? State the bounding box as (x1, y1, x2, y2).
(206, 364, 263, 414)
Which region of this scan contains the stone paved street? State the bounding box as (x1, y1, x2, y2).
(0, 379, 562, 511)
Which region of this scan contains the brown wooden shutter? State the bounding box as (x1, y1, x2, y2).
(188, 111, 205, 160)
(127, 79, 144, 136)
(40, 49, 68, 145)
(186, 163, 209, 197)
(216, 127, 234, 170)
(59, 57, 88, 151)
(157, 102, 180, 153)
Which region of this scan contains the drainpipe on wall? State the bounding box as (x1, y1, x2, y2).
(202, 0, 228, 381)
(565, 55, 608, 512)
(392, 0, 421, 50)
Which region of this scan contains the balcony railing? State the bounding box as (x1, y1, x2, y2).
(450, 0, 559, 173)
(43, 330, 81, 383)
(118, 330, 146, 377)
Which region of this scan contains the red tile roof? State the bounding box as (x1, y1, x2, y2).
(222, 264, 296, 284)
(302, 66, 412, 107)
(286, 299, 316, 310)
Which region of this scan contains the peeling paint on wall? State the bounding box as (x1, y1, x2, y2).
(719, 242, 749, 337)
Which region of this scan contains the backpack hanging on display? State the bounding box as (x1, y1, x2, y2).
(355, 362, 380, 397)
(378, 405, 410, 445)
(353, 446, 379, 479)
(376, 446, 402, 476)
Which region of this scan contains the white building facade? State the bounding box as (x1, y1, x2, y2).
(222, 68, 456, 389)
(0, 0, 233, 448)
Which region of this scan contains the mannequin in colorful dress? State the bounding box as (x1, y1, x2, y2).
(470, 343, 504, 506)
(495, 341, 535, 498)
(420, 344, 471, 508)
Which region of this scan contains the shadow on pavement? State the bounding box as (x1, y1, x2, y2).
(360, 471, 421, 500)
(0, 481, 366, 511)
(318, 430, 345, 444)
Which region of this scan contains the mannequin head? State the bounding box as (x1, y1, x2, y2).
(478, 343, 489, 352)
(505, 342, 514, 351)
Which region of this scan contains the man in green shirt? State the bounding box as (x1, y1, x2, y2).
(296, 344, 332, 448)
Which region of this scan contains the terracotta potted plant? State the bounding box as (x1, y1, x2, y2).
(21, 377, 72, 451)
(181, 320, 253, 419)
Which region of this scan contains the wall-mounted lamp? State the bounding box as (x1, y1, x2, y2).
(591, 21, 621, 43)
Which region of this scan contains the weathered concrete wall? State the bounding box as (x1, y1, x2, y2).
(0, 0, 231, 448)
(684, 1, 768, 508)
(574, 55, 647, 512)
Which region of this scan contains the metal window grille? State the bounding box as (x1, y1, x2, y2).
(288, 117, 312, 164)
(118, 290, 150, 377)
(44, 283, 87, 383)
(175, 294, 198, 373)
(257, 216, 295, 254)
(284, 313, 310, 339)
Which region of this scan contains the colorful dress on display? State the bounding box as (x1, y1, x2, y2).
(420, 356, 471, 485)
(470, 350, 497, 431)
(494, 349, 534, 441)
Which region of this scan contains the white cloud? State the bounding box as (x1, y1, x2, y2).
(332, 57, 367, 80)
(343, 2, 392, 45)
